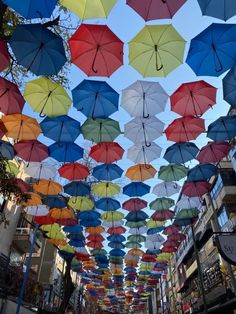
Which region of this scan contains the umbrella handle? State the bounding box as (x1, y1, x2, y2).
(154, 45, 163, 71)
(212, 44, 223, 73)
(161, 0, 167, 3)
(91, 45, 100, 73)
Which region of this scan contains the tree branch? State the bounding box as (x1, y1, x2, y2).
(43, 15, 60, 28)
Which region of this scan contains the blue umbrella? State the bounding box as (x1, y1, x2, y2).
(63, 225, 83, 233)
(79, 211, 100, 221)
(43, 195, 67, 208)
(207, 115, 236, 141)
(197, 0, 236, 21)
(80, 219, 101, 227)
(123, 182, 150, 197)
(147, 226, 164, 235)
(187, 164, 218, 182)
(64, 181, 90, 196)
(3, 0, 57, 19)
(125, 211, 148, 222)
(9, 24, 66, 76)
(49, 142, 83, 162)
(72, 79, 119, 119)
(95, 198, 120, 211)
(186, 23, 236, 77)
(0, 140, 15, 159)
(109, 249, 125, 257)
(40, 116, 81, 142)
(164, 142, 199, 164)
(108, 242, 125, 249)
(69, 240, 85, 247)
(67, 233, 85, 241)
(223, 66, 236, 108)
(107, 235, 126, 242)
(92, 163, 123, 181)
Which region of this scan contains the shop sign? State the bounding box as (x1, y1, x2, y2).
(215, 234, 236, 265)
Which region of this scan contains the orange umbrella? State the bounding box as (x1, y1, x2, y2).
(85, 226, 105, 234)
(49, 208, 74, 220)
(2, 113, 41, 140)
(47, 239, 67, 246)
(125, 164, 157, 181)
(33, 179, 62, 195)
(23, 192, 42, 206)
(128, 248, 144, 256)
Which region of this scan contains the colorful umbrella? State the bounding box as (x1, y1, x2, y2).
(129, 24, 186, 77)
(128, 227, 147, 235)
(16, 178, 30, 192)
(176, 196, 201, 210)
(152, 182, 181, 197)
(158, 164, 188, 182)
(168, 233, 186, 242)
(14, 140, 48, 162)
(186, 23, 236, 76)
(163, 225, 181, 235)
(127, 0, 186, 21)
(95, 198, 120, 212)
(92, 163, 123, 181)
(24, 162, 57, 180)
(101, 211, 124, 222)
(24, 205, 49, 216)
(122, 198, 147, 212)
(123, 182, 150, 197)
(196, 142, 232, 164)
(127, 142, 162, 164)
(59, 163, 89, 181)
(125, 211, 148, 222)
(49, 208, 74, 220)
(49, 142, 84, 162)
(92, 182, 121, 197)
(187, 164, 218, 182)
(81, 118, 121, 143)
(125, 164, 157, 181)
(5, 161, 19, 175)
(64, 181, 90, 197)
(23, 192, 42, 206)
(165, 116, 205, 142)
(164, 142, 199, 164)
(146, 219, 164, 229)
(182, 181, 211, 197)
(68, 197, 94, 211)
(197, 0, 236, 21)
(89, 142, 124, 163)
(207, 115, 236, 141)
(175, 208, 199, 220)
(10, 24, 66, 76)
(149, 197, 175, 211)
(69, 24, 123, 77)
(34, 215, 55, 225)
(0, 40, 10, 72)
(0, 77, 25, 114)
(151, 209, 174, 221)
(33, 179, 62, 195)
(43, 195, 67, 209)
(223, 67, 236, 108)
(86, 226, 105, 234)
(107, 226, 126, 235)
(170, 80, 217, 116)
(0, 140, 15, 160)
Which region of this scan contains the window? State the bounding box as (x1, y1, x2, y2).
(210, 175, 223, 200)
(217, 207, 229, 228)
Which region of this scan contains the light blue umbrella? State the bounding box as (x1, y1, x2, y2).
(197, 0, 236, 21)
(92, 163, 123, 181)
(223, 66, 236, 108)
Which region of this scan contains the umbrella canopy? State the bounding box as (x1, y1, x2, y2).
(0, 140, 15, 160)
(0, 40, 10, 72)
(69, 24, 123, 77)
(175, 208, 199, 220)
(81, 118, 121, 143)
(125, 211, 148, 222)
(92, 163, 123, 181)
(72, 80, 119, 119)
(126, 164, 157, 182)
(0, 77, 25, 114)
(86, 226, 105, 234)
(107, 226, 126, 235)
(149, 197, 175, 211)
(123, 182, 150, 197)
(176, 196, 201, 210)
(49, 142, 84, 163)
(92, 182, 121, 197)
(3, 0, 57, 19)
(164, 142, 199, 164)
(187, 164, 218, 182)
(145, 241, 162, 250)
(127, 0, 186, 21)
(146, 219, 164, 229)
(129, 24, 186, 77)
(196, 142, 232, 164)
(34, 215, 55, 225)
(186, 23, 236, 76)
(197, 0, 236, 21)
(170, 80, 217, 116)
(163, 225, 181, 235)
(95, 198, 120, 212)
(23, 192, 42, 206)
(16, 178, 30, 192)
(2, 114, 41, 141)
(124, 116, 164, 147)
(101, 211, 124, 222)
(207, 116, 236, 141)
(33, 180, 62, 195)
(129, 227, 147, 235)
(43, 195, 67, 209)
(59, 163, 89, 181)
(24, 205, 49, 216)
(49, 208, 75, 220)
(223, 67, 236, 108)
(158, 164, 188, 182)
(182, 181, 211, 197)
(14, 140, 48, 162)
(151, 209, 174, 221)
(168, 233, 186, 242)
(165, 116, 205, 142)
(127, 142, 162, 164)
(68, 197, 94, 211)
(60, 0, 117, 19)
(24, 162, 57, 180)
(152, 182, 181, 197)
(9, 23, 66, 76)
(89, 142, 124, 163)
(121, 80, 168, 118)
(64, 181, 90, 197)
(122, 198, 147, 212)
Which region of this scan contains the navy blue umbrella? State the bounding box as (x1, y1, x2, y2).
(223, 66, 236, 108)
(80, 219, 101, 227)
(72, 79, 119, 119)
(125, 211, 148, 222)
(69, 240, 85, 247)
(9, 24, 66, 76)
(63, 225, 83, 233)
(123, 182, 150, 197)
(0, 140, 15, 159)
(108, 242, 125, 249)
(92, 163, 123, 181)
(95, 198, 120, 211)
(207, 115, 236, 141)
(64, 181, 90, 196)
(107, 235, 126, 242)
(67, 233, 85, 241)
(40, 116, 81, 142)
(109, 249, 125, 257)
(197, 0, 236, 21)
(186, 23, 236, 77)
(49, 142, 83, 162)
(187, 164, 218, 182)
(79, 211, 100, 221)
(147, 226, 164, 235)
(43, 195, 67, 208)
(164, 142, 199, 164)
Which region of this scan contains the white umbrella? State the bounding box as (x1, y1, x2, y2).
(145, 240, 162, 250)
(146, 234, 165, 243)
(124, 116, 165, 146)
(152, 181, 181, 197)
(24, 205, 49, 216)
(128, 227, 147, 235)
(121, 80, 168, 118)
(176, 196, 201, 209)
(24, 162, 57, 179)
(102, 220, 124, 228)
(127, 142, 162, 163)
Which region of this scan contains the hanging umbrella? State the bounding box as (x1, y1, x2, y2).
(151, 209, 174, 221)
(223, 67, 236, 108)
(81, 219, 101, 228)
(163, 225, 181, 235)
(125, 220, 146, 228)
(87, 234, 104, 242)
(33, 179, 63, 195)
(107, 235, 126, 242)
(146, 219, 165, 229)
(101, 211, 124, 222)
(145, 241, 162, 250)
(164, 142, 199, 164)
(24, 162, 57, 180)
(69, 24, 123, 77)
(186, 23, 236, 77)
(68, 197, 94, 211)
(128, 227, 147, 235)
(34, 215, 55, 225)
(59, 163, 89, 181)
(14, 140, 48, 162)
(64, 225, 83, 233)
(0, 140, 15, 160)
(170, 80, 217, 116)
(43, 195, 67, 209)
(197, 0, 236, 21)
(3, 0, 57, 19)
(64, 181, 90, 197)
(92, 182, 120, 197)
(158, 164, 188, 182)
(123, 182, 150, 197)
(72, 80, 119, 119)
(15, 179, 30, 192)
(175, 208, 199, 220)
(23, 192, 42, 206)
(2, 114, 41, 141)
(121, 80, 168, 118)
(176, 196, 201, 210)
(207, 116, 236, 141)
(187, 164, 218, 182)
(152, 182, 181, 197)
(161, 246, 177, 253)
(49, 208, 75, 220)
(0, 77, 25, 114)
(127, 142, 162, 164)
(81, 118, 121, 143)
(125, 211, 148, 222)
(92, 164, 123, 181)
(49, 142, 83, 163)
(107, 226, 126, 235)
(103, 220, 124, 228)
(0, 40, 10, 72)
(60, 0, 117, 19)
(147, 226, 164, 235)
(165, 116, 205, 142)
(182, 181, 211, 197)
(9, 23, 66, 76)
(95, 198, 120, 211)
(168, 233, 186, 242)
(108, 242, 125, 249)
(122, 198, 147, 212)
(129, 24, 186, 77)
(24, 205, 49, 216)
(124, 117, 164, 146)
(126, 242, 142, 249)
(125, 164, 157, 181)
(150, 197, 175, 211)
(89, 142, 124, 163)
(79, 210, 100, 221)
(196, 141, 232, 164)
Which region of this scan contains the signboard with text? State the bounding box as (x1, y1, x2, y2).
(215, 234, 236, 265)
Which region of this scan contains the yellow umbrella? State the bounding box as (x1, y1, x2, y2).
(59, 244, 75, 254)
(125, 164, 157, 181)
(33, 179, 62, 195)
(41, 223, 65, 239)
(146, 219, 165, 229)
(60, 0, 117, 19)
(68, 196, 94, 211)
(5, 161, 19, 176)
(23, 192, 42, 206)
(101, 211, 124, 222)
(24, 77, 71, 117)
(92, 182, 120, 197)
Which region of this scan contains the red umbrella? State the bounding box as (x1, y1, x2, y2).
(168, 233, 186, 242)
(163, 239, 180, 248)
(15, 178, 30, 192)
(58, 163, 89, 180)
(126, 0, 186, 21)
(196, 141, 232, 164)
(122, 198, 147, 212)
(56, 218, 77, 226)
(76, 253, 90, 261)
(170, 80, 217, 116)
(0, 77, 25, 114)
(165, 116, 205, 142)
(161, 246, 177, 253)
(141, 253, 156, 262)
(151, 209, 174, 221)
(14, 140, 48, 162)
(163, 225, 181, 235)
(87, 241, 104, 249)
(69, 24, 124, 77)
(107, 226, 126, 235)
(182, 181, 211, 197)
(0, 40, 10, 72)
(34, 215, 55, 225)
(89, 142, 124, 163)
(87, 234, 105, 242)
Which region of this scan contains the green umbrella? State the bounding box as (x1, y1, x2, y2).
(149, 197, 175, 210)
(125, 220, 146, 228)
(146, 219, 165, 229)
(81, 118, 121, 143)
(5, 161, 19, 175)
(125, 241, 142, 249)
(175, 208, 199, 220)
(158, 164, 188, 182)
(90, 249, 107, 256)
(127, 235, 146, 242)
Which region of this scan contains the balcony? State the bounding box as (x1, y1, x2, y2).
(13, 228, 41, 254)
